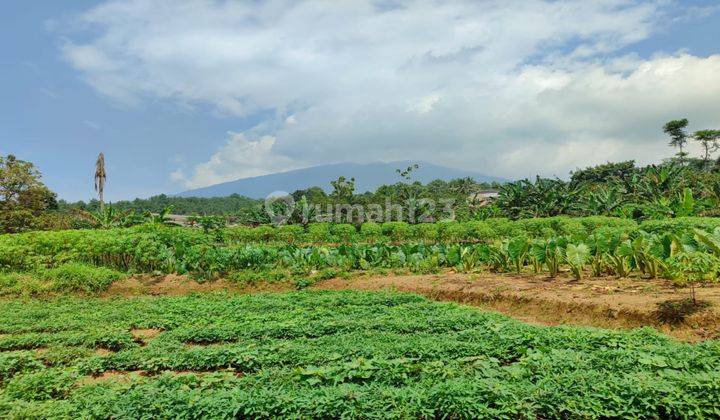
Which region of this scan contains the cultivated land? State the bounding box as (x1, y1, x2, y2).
(1, 291, 720, 418)
(101, 271, 720, 341)
(3, 216, 720, 417)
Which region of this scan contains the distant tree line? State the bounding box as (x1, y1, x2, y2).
(3, 117, 719, 232)
(58, 194, 260, 216)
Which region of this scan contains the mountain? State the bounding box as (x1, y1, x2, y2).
(177, 161, 506, 199)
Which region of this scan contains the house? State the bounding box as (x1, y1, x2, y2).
(469, 189, 499, 206)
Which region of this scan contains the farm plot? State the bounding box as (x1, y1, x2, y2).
(1, 291, 720, 418)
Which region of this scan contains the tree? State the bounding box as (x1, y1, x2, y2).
(330, 176, 355, 202)
(664, 119, 689, 162)
(395, 163, 420, 181)
(570, 161, 637, 187)
(693, 129, 720, 169)
(94, 153, 107, 210)
(0, 155, 57, 233)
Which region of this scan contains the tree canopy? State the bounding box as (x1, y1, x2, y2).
(0, 155, 57, 233)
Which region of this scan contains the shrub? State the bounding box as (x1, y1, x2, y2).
(381, 222, 411, 242)
(250, 225, 278, 242)
(0, 273, 49, 297)
(40, 263, 125, 293)
(330, 224, 357, 243)
(484, 218, 520, 238)
(359, 222, 382, 241)
(437, 221, 470, 242)
(411, 223, 439, 242)
(640, 217, 720, 234)
(307, 223, 332, 243)
(464, 221, 494, 242)
(277, 225, 305, 244)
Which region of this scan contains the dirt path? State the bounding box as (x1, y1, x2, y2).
(104, 272, 720, 342)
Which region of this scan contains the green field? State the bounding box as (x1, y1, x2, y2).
(1, 291, 719, 418)
(2, 216, 720, 417)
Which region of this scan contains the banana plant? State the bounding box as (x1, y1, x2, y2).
(146, 205, 176, 226)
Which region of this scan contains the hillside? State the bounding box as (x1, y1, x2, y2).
(177, 161, 505, 198)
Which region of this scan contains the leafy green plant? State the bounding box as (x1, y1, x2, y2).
(40, 263, 125, 293)
(664, 251, 720, 304)
(0, 292, 719, 418)
(187, 215, 227, 234)
(565, 243, 589, 281)
(458, 246, 480, 273)
(506, 236, 529, 274)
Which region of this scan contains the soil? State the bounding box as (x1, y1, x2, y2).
(104, 274, 291, 297)
(130, 328, 163, 342)
(103, 271, 720, 342)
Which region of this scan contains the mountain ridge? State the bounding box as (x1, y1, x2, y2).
(177, 161, 506, 199)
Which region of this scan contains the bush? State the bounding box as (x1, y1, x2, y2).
(640, 217, 720, 234)
(381, 222, 411, 242)
(0, 273, 49, 297)
(277, 225, 305, 244)
(307, 223, 332, 243)
(411, 223, 439, 242)
(484, 218, 520, 238)
(437, 221, 470, 242)
(40, 263, 125, 293)
(330, 224, 357, 243)
(359, 222, 382, 241)
(464, 221, 494, 241)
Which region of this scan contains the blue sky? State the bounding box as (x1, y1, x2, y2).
(1, 0, 719, 201)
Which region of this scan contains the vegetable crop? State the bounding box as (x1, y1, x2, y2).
(1, 291, 719, 418)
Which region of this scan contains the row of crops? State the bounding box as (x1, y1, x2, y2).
(1, 291, 719, 418)
(3, 217, 720, 286)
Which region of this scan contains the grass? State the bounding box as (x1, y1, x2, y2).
(0, 291, 719, 418)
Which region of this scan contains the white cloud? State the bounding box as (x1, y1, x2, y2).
(171, 131, 298, 189)
(59, 0, 720, 185)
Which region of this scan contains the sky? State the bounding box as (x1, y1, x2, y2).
(1, 0, 720, 202)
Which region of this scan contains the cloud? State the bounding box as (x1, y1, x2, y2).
(59, 0, 720, 185)
(171, 131, 298, 189)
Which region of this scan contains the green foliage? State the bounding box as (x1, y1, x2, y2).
(565, 243, 589, 281)
(664, 118, 689, 158)
(41, 263, 125, 293)
(0, 292, 719, 417)
(330, 223, 357, 243)
(3, 217, 720, 287)
(0, 264, 124, 296)
(187, 215, 227, 234)
(0, 155, 57, 234)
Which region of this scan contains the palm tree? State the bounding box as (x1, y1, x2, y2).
(94, 153, 106, 210)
